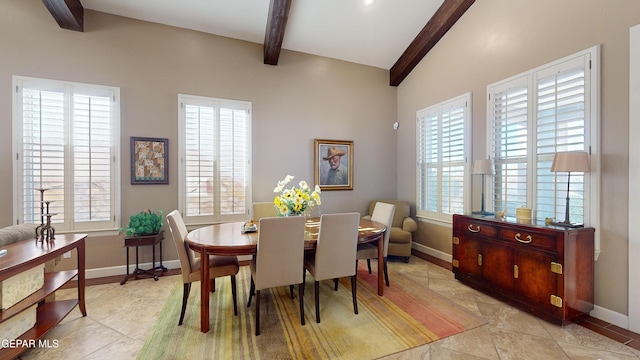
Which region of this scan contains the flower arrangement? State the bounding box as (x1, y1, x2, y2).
(273, 175, 321, 216)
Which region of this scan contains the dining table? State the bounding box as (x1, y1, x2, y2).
(185, 217, 386, 333)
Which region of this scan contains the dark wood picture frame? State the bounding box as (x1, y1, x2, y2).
(314, 139, 353, 191)
(130, 137, 168, 185)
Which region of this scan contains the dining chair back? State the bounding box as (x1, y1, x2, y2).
(166, 210, 239, 325)
(356, 202, 396, 286)
(247, 216, 306, 335)
(304, 212, 360, 323)
(251, 202, 278, 221)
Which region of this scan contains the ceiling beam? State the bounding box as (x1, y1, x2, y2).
(389, 0, 475, 87)
(264, 0, 292, 65)
(41, 0, 84, 32)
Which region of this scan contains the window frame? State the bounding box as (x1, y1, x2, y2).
(177, 94, 252, 226)
(416, 92, 472, 223)
(12, 75, 121, 234)
(486, 45, 601, 256)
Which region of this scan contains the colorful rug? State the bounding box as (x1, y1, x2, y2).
(139, 262, 485, 359)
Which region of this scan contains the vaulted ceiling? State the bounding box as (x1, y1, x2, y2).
(40, 0, 474, 86)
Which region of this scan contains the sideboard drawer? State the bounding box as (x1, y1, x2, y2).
(500, 228, 556, 252)
(454, 218, 497, 238)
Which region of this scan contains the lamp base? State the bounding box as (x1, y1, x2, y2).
(472, 210, 494, 216)
(550, 221, 584, 228)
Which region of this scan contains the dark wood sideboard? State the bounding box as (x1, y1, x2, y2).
(452, 214, 594, 325)
(0, 233, 86, 359)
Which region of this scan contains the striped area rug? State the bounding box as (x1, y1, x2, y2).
(139, 262, 485, 359)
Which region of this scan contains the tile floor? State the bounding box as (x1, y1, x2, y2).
(17, 256, 640, 360)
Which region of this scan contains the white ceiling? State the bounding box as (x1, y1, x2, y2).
(81, 0, 444, 70)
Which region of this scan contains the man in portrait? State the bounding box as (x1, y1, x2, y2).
(323, 146, 348, 185)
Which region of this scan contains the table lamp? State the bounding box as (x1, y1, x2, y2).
(472, 159, 495, 216)
(550, 151, 590, 227)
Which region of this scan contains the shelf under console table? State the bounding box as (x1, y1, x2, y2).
(452, 214, 594, 325)
(0, 233, 86, 359)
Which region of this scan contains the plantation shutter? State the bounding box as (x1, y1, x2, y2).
(417, 112, 438, 215)
(416, 94, 469, 220)
(491, 79, 529, 217)
(15, 77, 118, 231)
(219, 108, 247, 215)
(441, 105, 466, 215)
(180, 95, 250, 224)
(73, 94, 113, 223)
(21, 88, 67, 225)
(535, 60, 587, 223)
(184, 104, 216, 218)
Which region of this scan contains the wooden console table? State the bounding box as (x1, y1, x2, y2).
(0, 233, 86, 360)
(452, 214, 594, 325)
(120, 231, 167, 285)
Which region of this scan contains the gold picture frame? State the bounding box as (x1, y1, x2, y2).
(131, 137, 168, 184)
(314, 139, 353, 191)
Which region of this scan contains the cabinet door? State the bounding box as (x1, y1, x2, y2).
(481, 240, 514, 292)
(454, 236, 482, 280)
(514, 249, 560, 316)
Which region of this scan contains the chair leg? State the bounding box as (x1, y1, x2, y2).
(179, 283, 191, 325)
(314, 280, 321, 323)
(383, 257, 390, 287)
(231, 275, 238, 316)
(247, 277, 255, 307)
(255, 289, 261, 336)
(211, 278, 216, 292)
(289, 284, 294, 299)
(299, 282, 305, 326)
(351, 274, 358, 315)
(404, 256, 410, 263)
(333, 278, 339, 291)
(367, 259, 372, 274)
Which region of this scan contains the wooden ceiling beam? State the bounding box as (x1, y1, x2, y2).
(389, 0, 474, 87)
(41, 0, 84, 32)
(264, 0, 292, 65)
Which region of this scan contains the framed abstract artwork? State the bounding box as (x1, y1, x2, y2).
(314, 139, 353, 191)
(130, 137, 168, 184)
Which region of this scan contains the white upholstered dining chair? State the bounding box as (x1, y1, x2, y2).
(166, 210, 239, 325)
(356, 202, 395, 287)
(304, 212, 361, 323)
(251, 202, 278, 221)
(247, 216, 306, 336)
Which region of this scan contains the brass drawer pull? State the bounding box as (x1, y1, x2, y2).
(515, 233, 532, 243)
(467, 224, 481, 233)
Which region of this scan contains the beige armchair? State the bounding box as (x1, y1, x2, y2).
(363, 200, 417, 263)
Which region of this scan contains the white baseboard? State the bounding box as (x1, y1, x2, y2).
(410, 243, 632, 331)
(85, 259, 181, 279)
(590, 305, 629, 330)
(411, 242, 452, 263)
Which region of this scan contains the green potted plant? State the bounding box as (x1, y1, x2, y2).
(122, 209, 164, 237)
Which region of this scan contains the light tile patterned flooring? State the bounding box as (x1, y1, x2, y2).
(18, 256, 640, 360)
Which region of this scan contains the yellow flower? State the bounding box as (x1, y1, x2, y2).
(272, 175, 321, 216)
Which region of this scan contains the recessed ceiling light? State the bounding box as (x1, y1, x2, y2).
(363, 0, 375, 5)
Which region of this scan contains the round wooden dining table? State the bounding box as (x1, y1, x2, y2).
(185, 218, 386, 333)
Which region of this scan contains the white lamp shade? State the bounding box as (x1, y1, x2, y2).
(550, 151, 590, 173)
(472, 159, 495, 175)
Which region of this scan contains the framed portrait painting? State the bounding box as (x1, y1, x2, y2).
(130, 137, 168, 184)
(314, 139, 353, 191)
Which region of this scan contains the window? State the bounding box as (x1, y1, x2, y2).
(178, 94, 251, 225)
(487, 46, 600, 226)
(12, 76, 120, 232)
(416, 93, 471, 222)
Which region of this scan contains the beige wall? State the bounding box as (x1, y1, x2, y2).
(397, 0, 639, 316)
(0, 1, 397, 270)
